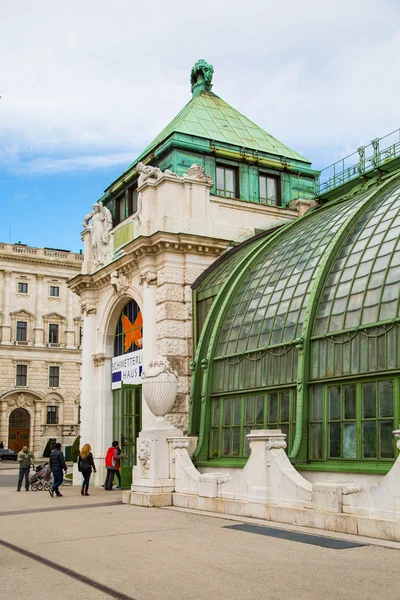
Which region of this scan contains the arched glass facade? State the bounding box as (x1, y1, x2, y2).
(191, 174, 400, 473)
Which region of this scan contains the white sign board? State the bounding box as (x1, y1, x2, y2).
(111, 349, 143, 389)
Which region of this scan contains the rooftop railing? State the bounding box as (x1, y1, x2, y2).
(0, 243, 84, 263)
(317, 128, 400, 195)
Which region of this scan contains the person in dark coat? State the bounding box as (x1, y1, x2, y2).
(49, 442, 67, 497)
(78, 443, 96, 496)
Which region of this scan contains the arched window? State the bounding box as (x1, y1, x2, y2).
(113, 300, 142, 357)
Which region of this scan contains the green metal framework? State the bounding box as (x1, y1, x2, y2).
(190, 171, 400, 472)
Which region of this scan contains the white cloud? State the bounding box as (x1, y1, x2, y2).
(1, 0, 399, 174)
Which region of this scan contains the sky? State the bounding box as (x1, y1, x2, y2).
(1, 0, 400, 252)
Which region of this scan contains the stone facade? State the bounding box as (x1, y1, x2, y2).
(70, 166, 297, 485)
(0, 242, 82, 455)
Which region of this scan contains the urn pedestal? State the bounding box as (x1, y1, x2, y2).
(126, 357, 184, 507)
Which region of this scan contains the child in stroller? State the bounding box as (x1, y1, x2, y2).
(29, 462, 52, 491)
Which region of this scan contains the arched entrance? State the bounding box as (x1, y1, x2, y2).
(8, 408, 30, 452)
(112, 299, 143, 488)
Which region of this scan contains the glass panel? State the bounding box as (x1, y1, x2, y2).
(225, 169, 235, 193)
(255, 395, 264, 425)
(311, 385, 323, 420)
(343, 423, 357, 458)
(280, 392, 290, 421)
(379, 380, 394, 417)
(329, 422, 341, 457)
(362, 422, 376, 458)
(269, 393, 278, 423)
(362, 383, 376, 418)
(233, 398, 241, 426)
(310, 423, 322, 459)
(344, 385, 356, 420)
(329, 386, 341, 420)
(216, 167, 224, 190)
(232, 428, 240, 456)
(223, 400, 231, 426)
(210, 429, 219, 458)
(212, 399, 220, 426)
(259, 176, 266, 201)
(222, 429, 231, 456)
(245, 396, 254, 424)
(380, 421, 395, 459)
(267, 177, 277, 204)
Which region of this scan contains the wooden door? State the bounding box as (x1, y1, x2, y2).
(9, 408, 30, 452)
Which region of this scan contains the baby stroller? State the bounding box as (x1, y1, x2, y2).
(30, 462, 52, 491)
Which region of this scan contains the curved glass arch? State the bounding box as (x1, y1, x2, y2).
(313, 181, 400, 335)
(215, 194, 368, 359)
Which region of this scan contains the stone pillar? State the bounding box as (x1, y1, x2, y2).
(65, 289, 75, 348)
(139, 271, 158, 430)
(79, 304, 97, 449)
(0, 400, 8, 447)
(1, 270, 12, 344)
(34, 274, 44, 346)
(81, 229, 93, 275)
(33, 402, 42, 454)
(92, 354, 113, 486)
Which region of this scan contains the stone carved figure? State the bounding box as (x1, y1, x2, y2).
(8, 393, 32, 409)
(190, 59, 214, 93)
(183, 164, 213, 185)
(110, 270, 130, 295)
(136, 162, 178, 187)
(138, 439, 151, 472)
(82, 201, 113, 267)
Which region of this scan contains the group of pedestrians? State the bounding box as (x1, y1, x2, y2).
(16, 440, 124, 496)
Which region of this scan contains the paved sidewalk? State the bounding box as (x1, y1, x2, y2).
(1, 470, 399, 600)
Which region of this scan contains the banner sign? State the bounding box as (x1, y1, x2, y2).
(111, 349, 143, 389)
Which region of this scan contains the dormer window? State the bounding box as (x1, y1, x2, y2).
(216, 165, 238, 199)
(259, 174, 280, 206)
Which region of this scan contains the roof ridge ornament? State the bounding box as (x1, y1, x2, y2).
(190, 59, 214, 97)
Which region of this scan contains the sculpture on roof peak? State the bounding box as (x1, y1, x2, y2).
(191, 59, 214, 96)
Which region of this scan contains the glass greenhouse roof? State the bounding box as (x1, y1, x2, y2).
(215, 193, 369, 357)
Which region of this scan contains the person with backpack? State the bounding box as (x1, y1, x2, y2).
(48, 442, 67, 497)
(104, 441, 123, 490)
(78, 443, 96, 496)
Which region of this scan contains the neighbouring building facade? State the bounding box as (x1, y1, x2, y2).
(69, 60, 316, 487)
(0, 242, 82, 456)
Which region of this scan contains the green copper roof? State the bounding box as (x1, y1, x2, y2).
(128, 90, 309, 170)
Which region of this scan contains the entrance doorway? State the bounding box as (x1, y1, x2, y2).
(8, 408, 30, 452)
(112, 385, 142, 488)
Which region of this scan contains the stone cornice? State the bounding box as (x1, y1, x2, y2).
(69, 231, 231, 294)
(0, 243, 83, 270)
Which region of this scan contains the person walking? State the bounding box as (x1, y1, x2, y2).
(78, 443, 96, 496)
(48, 442, 67, 497)
(114, 445, 123, 489)
(16, 445, 34, 492)
(104, 441, 123, 490)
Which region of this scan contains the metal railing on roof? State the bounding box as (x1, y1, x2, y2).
(317, 128, 400, 195)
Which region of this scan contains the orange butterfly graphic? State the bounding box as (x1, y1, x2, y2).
(122, 311, 143, 352)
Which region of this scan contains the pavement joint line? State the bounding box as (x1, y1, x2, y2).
(0, 537, 138, 600)
(162, 506, 400, 551)
(0, 500, 122, 517)
(38, 525, 198, 544)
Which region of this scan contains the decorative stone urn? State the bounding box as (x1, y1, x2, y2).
(141, 356, 178, 420)
(393, 429, 400, 450)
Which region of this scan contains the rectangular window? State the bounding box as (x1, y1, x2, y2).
(18, 282, 28, 294)
(216, 165, 238, 199)
(16, 321, 27, 342)
(49, 324, 59, 344)
(118, 194, 126, 224)
(310, 379, 395, 462)
(49, 286, 59, 297)
(49, 366, 60, 388)
(259, 174, 280, 206)
(209, 390, 294, 459)
(16, 365, 27, 387)
(46, 406, 58, 425)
